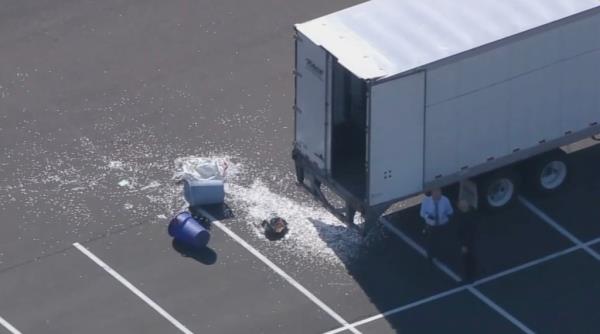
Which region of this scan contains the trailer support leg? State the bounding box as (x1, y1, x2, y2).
(363, 211, 380, 237)
(362, 203, 393, 237)
(292, 148, 305, 184)
(294, 162, 304, 184)
(343, 204, 356, 227)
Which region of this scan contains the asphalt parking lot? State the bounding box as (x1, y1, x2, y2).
(1, 1, 600, 333)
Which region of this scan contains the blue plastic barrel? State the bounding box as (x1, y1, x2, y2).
(168, 212, 210, 248)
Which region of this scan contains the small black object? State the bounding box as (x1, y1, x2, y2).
(261, 217, 289, 241)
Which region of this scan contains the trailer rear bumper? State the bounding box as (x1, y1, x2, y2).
(292, 147, 393, 234)
(292, 147, 363, 207)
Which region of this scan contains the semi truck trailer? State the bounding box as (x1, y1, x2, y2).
(292, 0, 600, 233)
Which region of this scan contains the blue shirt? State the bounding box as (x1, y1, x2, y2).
(420, 195, 453, 226)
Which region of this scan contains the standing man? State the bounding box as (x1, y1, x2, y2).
(420, 188, 453, 261)
(456, 200, 478, 282)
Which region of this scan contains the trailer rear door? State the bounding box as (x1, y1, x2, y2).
(369, 72, 425, 206)
(294, 32, 329, 170)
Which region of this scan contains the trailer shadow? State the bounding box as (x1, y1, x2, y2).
(519, 142, 600, 241)
(308, 203, 557, 333)
(305, 144, 600, 332)
(384, 201, 574, 280)
(308, 218, 457, 333)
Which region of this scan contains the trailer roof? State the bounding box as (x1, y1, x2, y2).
(296, 0, 600, 80)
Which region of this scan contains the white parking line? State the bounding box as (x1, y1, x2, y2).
(324, 235, 600, 334)
(0, 316, 22, 334)
(73, 242, 194, 334)
(380, 217, 534, 334)
(323, 286, 468, 334)
(196, 208, 362, 334)
(380, 218, 462, 282)
(475, 235, 600, 286)
(519, 196, 600, 261)
(467, 287, 533, 334)
(473, 244, 580, 286)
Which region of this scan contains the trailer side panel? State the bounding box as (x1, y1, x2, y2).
(369, 72, 425, 206)
(424, 11, 600, 183)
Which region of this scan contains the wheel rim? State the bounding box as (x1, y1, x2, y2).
(540, 161, 567, 190)
(486, 178, 514, 207)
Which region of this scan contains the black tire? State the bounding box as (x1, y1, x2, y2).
(478, 169, 520, 211)
(525, 151, 569, 195)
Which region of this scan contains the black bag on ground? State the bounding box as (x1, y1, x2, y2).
(261, 217, 289, 240)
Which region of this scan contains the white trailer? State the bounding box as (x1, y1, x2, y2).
(292, 0, 600, 232)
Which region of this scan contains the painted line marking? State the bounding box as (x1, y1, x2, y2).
(196, 208, 362, 334)
(73, 242, 194, 334)
(472, 244, 580, 286)
(474, 235, 600, 287)
(467, 287, 533, 334)
(323, 286, 468, 334)
(380, 218, 462, 282)
(324, 235, 600, 334)
(0, 316, 22, 334)
(519, 196, 600, 261)
(380, 217, 534, 334)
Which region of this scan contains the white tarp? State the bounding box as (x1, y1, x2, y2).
(173, 157, 227, 183)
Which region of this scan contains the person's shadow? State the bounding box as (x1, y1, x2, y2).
(171, 239, 218, 265)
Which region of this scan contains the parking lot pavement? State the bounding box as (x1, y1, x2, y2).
(521, 146, 600, 242)
(199, 203, 457, 325)
(593, 242, 600, 254)
(0, 246, 176, 334)
(385, 203, 573, 280)
(3, 0, 600, 332)
(477, 250, 600, 334)
(524, 190, 600, 242)
(0, 0, 362, 280)
(353, 291, 521, 334)
(80, 220, 340, 334)
(0, 174, 171, 272)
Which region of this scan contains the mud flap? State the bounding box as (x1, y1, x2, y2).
(459, 179, 479, 210)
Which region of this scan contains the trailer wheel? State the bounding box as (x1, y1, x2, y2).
(480, 170, 519, 211)
(527, 151, 569, 194)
